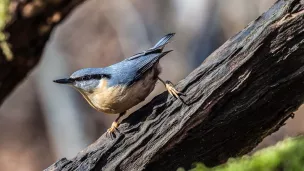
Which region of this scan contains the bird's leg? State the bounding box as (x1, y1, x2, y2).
(158, 77, 186, 104)
(106, 112, 126, 138)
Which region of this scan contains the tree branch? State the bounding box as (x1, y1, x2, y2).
(0, 0, 87, 105)
(46, 0, 304, 170)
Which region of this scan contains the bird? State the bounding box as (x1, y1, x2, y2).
(53, 33, 185, 138)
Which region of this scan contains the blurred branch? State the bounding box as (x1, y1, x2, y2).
(0, 0, 87, 105)
(47, 0, 304, 170)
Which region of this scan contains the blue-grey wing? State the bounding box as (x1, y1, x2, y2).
(126, 33, 175, 61)
(105, 33, 175, 87)
(132, 51, 171, 81)
(106, 50, 172, 86)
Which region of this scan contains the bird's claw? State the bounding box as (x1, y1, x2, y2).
(165, 81, 187, 104)
(106, 121, 120, 139)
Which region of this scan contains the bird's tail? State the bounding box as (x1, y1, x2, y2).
(152, 33, 175, 50)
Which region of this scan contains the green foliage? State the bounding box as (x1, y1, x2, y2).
(180, 137, 304, 171)
(0, 0, 10, 31)
(0, 0, 13, 61)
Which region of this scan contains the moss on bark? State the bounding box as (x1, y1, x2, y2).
(0, 0, 12, 61)
(179, 137, 304, 171)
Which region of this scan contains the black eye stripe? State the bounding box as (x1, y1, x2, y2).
(74, 74, 110, 81)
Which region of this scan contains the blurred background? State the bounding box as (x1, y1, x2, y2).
(2, 0, 304, 170)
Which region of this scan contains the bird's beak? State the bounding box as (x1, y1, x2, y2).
(53, 78, 74, 84)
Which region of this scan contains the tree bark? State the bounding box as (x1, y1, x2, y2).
(46, 0, 304, 171)
(0, 0, 86, 105)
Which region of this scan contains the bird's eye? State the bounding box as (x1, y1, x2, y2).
(83, 75, 91, 80)
(94, 75, 102, 79)
(101, 74, 111, 79)
(75, 74, 109, 81)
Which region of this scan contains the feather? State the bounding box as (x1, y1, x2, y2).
(126, 33, 175, 61)
(133, 50, 172, 82)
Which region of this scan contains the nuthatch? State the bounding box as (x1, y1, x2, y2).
(53, 33, 185, 137)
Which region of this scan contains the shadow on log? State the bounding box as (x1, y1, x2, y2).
(47, 0, 304, 171)
(0, 0, 87, 105)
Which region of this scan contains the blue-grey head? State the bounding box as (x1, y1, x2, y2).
(53, 68, 111, 94)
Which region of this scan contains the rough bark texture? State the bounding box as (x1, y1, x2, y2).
(47, 0, 304, 171)
(0, 0, 86, 105)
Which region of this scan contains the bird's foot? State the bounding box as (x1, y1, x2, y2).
(165, 81, 187, 104)
(106, 121, 120, 139)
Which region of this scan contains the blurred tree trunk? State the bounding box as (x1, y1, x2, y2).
(0, 0, 87, 105)
(46, 0, 304, 171)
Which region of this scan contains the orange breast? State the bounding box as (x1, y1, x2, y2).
(84, 68, 159, 114)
